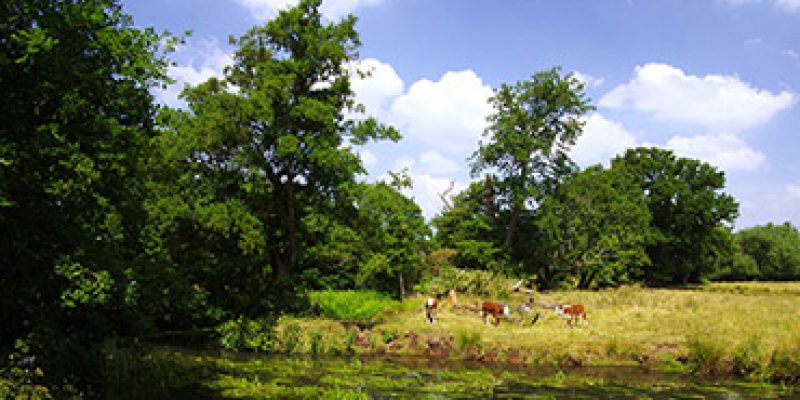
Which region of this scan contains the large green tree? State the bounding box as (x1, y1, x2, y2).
(352, 178, 431, 297)
(151, 0, 399, 314)
(535, 165, 651, 288)
(611, 147, 739, 285)
(469, 67, 593, 252)
(0, 0, 169, 377)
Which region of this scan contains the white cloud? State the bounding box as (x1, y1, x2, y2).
(410, 173, 468, 220)
(776, 0, 800, 12)
(600, 63, 796, 133)
(571, 113, 637, 167)
(154, 38, 233, 108)
(388, 70, 494, 156)
(722, 0, 800, 13)
(381, 166, 467, 221)
(744, 37, 764, 46)
(665, 133, 766, 172)
(349, 58, 404, 120)
(787, 183, 800, 199)
(358, 149, 378, 168)
(392, 156, 416, 171)
(235, 0, 384, 20)
(420, 150, 460, 175)
(573, 71, 605, 88)
(783, 49, 800, 59)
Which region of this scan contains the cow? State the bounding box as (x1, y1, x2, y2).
(481, 300, 510, 325)
(555, 304, 587, 327)
(515, 296, 541, 325)
(425, 296, 439, 324)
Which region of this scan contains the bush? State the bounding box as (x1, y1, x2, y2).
(308, 291, 397, 322)
(416, 266, 508, 298)
(217, 317, 275, 352)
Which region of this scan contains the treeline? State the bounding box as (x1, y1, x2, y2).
(2, 0, 800, 395)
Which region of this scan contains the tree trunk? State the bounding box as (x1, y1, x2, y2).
(504, 208, 520, 248)
(285, 179, 297, 278)
(399, 271, 405, 299)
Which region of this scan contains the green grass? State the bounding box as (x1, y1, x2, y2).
(281, 282, 800, 382)
(309, 290, 398, 322)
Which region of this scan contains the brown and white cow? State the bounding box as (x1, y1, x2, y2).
(425, 296, 439, 324)
(481, 300, 510, 325)
(555, 304, 587, 327)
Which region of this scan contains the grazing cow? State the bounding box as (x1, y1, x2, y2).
(481, 300, 510, 325)
(555, 304, 587, 327)
(425, 296, 439, 324)
(515, 297, 541, 325)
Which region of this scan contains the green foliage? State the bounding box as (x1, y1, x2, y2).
(431, 181, 508, 272)
(308, 291, 397, 322)
(0, 353, 58, 400)
(217, 317, 275, 352)
(534, 165, 651, 289)
(729, 222, 800, 280)
(278, 323, 304, 354)
(455, 329, 484, 354)
(0, 0, 175, 392)
(470, 67, 594, 251)
(417, 266, 509, 299)
(611, 147, 739, 286)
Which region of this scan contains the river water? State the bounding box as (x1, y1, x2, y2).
(122, 350, 798, 399)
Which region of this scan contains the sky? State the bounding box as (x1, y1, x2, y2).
(125, 0, 800, 229)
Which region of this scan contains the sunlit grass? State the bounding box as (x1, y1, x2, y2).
(278, 282, 800, 380)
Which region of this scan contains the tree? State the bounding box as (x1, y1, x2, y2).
(534, 165, 651, 288)
(469, 67, 593, 253)
(351, 177, 431, 297)
(152, 0, 399, 313)
(0, 0, 170, 380)
(611, 147, 739, 285)
(431, 179, 506, 271)
(734, 222, 800, 280)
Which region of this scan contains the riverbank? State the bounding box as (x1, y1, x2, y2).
(274, 282, 800, 382)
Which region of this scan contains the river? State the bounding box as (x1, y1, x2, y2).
(108, 348, 799, 399)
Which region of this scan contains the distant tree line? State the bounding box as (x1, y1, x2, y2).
(2, 0, 799, 395)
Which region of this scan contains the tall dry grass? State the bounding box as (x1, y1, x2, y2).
(346, 283, 800, 381)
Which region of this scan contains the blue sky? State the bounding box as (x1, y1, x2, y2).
(126, 0, 800, 229)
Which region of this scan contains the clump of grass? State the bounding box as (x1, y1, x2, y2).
(279, 322, 304, 354)
(455, 329, 483, 354)
(732, 336, 767, 378)
(769, 345, 800, 383)
(344, 327, 359, 355)
(309, 331, 323, 356)
(686, 334, 729, 375)
(309, 290, 397, 323)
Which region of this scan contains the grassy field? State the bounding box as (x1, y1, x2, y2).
(277, 282, 800, 382)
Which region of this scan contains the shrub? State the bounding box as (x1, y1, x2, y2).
(686, 334, 728, 375)
(279, 322, 304, 354)
(217, 317, 275, 352)
(416, 266, 508, 298)
(454, 329, 483, 354)
(308, 291, 397, 322)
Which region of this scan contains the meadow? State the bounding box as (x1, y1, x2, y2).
(274, 282, 800, 382)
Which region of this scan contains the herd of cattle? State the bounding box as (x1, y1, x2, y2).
(424, 289, 588, 328)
